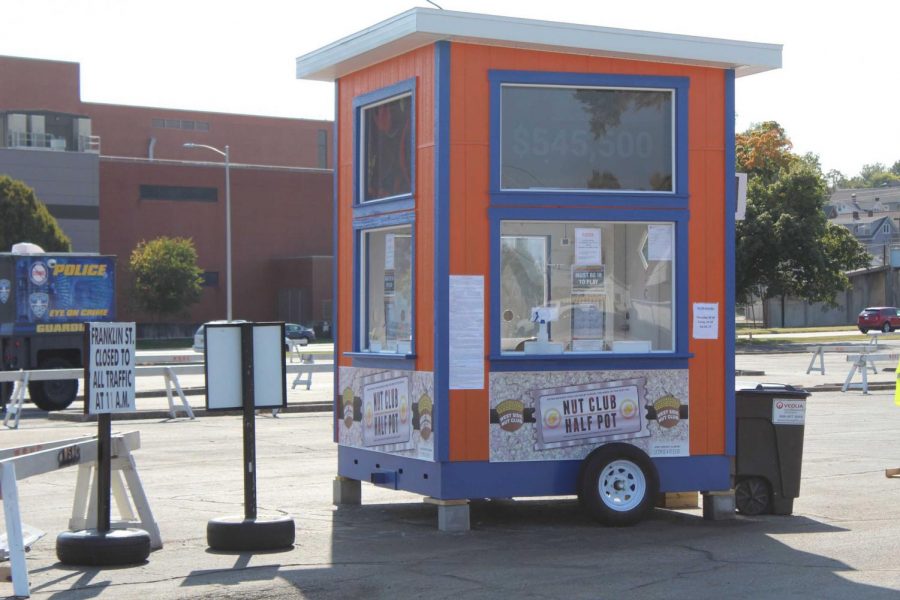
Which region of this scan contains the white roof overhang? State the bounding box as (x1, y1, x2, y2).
(296, 8, 781, 82)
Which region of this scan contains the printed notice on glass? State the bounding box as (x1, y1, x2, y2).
(384, 234, 395, 269)
(647, 225, 673, 261)
(693, 302, 719, 340)
(449, 275, 484, 390)
(574, 228, 602, 266)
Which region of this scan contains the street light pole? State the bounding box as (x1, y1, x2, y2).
(184, 143, 232, 320)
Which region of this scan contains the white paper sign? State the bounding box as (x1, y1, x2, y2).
(692, 303, 719, 340)
(574, 228, 602, 266)
(385, 234, 395, 269)
(647, 225, 673, 261)
(449, 275, 484, 389)
(86, 322, 136, 415)
(772, 398, 806, 425)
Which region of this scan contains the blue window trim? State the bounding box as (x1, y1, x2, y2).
(350, 211, 417, 369)
(332, 82, 340, 444)
(489, 206, 689, 371)
(489, 70, 689, 208)
(353, 77, 417, 209)
(434, 40, 452, 462)
(724, 70, 737, 457)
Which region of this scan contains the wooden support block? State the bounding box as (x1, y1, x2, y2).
(423, 497, 469, 507)
(656, 491, 699, 509)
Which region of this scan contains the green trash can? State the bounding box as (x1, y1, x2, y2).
(735, 383, 811, 516)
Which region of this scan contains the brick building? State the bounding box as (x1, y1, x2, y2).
(0, 55, 333, 332)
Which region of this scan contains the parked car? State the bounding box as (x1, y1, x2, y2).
(285, 323, 316, 344)
(857, 307, 900, 333)
(192, 320, 248, 353)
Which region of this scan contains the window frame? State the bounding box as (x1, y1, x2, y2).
(489, 70, 689, 208)
(489, 206, 690, 371)
(353, 78, 417, 214)
(349, 212, 417, 366)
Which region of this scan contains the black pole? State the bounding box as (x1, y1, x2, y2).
(241, 323, 257, 521)
(97, 412, 112, 532)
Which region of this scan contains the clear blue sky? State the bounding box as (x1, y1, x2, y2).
(2, 0, 896, 177)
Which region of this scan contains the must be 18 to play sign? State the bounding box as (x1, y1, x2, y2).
(85, 322, 136, 415)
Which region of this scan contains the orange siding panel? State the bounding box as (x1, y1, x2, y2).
(336, 40, 731, 461)
(335, 45, 436, 372)
(446, 43, 731, 461)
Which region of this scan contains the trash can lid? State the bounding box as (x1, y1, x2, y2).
(735, 381, 810, 398)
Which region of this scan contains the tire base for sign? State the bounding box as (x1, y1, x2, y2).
(207, 516, 295, 552)
(56, 528, 151, 566)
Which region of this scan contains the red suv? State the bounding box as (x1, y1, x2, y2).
(857, 307, 900, 333)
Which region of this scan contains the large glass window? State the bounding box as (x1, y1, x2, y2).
(361, 94, 413, 202)
(500, 85, 673, 192)
(361, 226, 413, 354)
(500, 220, 674, 354)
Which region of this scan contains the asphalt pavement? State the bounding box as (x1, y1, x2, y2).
(1, 340, 899, 598)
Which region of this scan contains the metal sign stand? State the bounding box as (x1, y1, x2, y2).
(56, 322, 151, 567)
(206, 322, 294, 552)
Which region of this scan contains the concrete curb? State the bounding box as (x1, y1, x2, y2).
(809, 382, 896, 393)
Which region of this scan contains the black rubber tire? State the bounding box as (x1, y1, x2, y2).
(28, 357, 78, 411)
(859, 328, 869, 334)
(578, 444, 659, 526)
(56, 528, 151, 566)
(883, 322, 892, 333)
(207, 515, 295, 551)
(735, 476, 772, 516)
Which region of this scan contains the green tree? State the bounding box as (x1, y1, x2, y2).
(836, 162, 900, 189)
(824, 168, 846, 192)
(129, 237, 203, 319)
(735, 123, 870, 322)
(0, 175, 71, 252)
(891, 160, 900, 176)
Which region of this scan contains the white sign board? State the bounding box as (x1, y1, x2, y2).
(692, 302, 719, 340)
(362, 376, 412, 447)
(86, 322, 136, 415)
(205, 323, 286, 411)
(772, 398, 806, 425)
(449, 275, 485, 390)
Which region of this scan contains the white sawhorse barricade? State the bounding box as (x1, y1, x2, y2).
(842, 352, 900, 394)
(807, 333, 883, 376)
(0, 431, 159, 597)
(287, 346, 332, 391)
(1, 362, 198, 430)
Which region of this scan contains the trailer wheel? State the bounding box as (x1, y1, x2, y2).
(735, 476, 771, 516)
(29, 357, 78, 411)
(578, 444, 658, 526)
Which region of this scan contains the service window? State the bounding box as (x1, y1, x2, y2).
(360, 225, 413, 354)
(360, 93, 413, 202)
(500, 85, 674, 192)
(500, 220, 674, 354)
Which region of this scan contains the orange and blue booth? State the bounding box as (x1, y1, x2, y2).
(296, 9, 780, 529)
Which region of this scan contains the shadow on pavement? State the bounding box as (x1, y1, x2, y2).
(252, 499, 899, 599)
